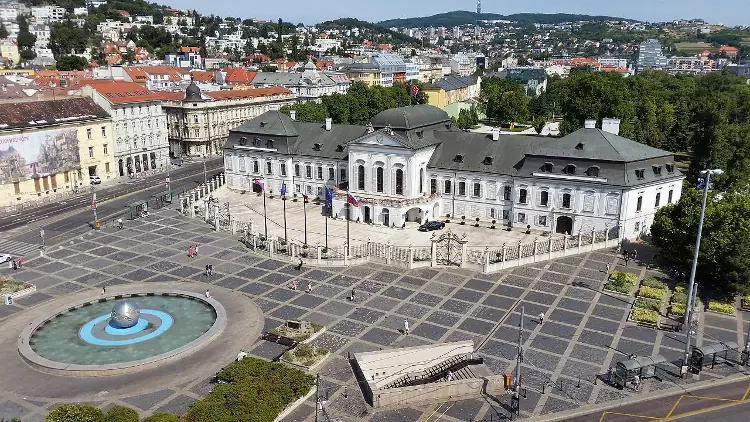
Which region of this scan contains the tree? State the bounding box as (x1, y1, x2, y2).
(259, 65, 277, 72)
(56, 55, 89, 71)
(141, 414, 178, 422)
(103, 406, 138, 422)
(479, 77, 530, 126)
(49, 21, 88, 57)
(277, 18, 283, 44)
(651, 189, 750, 299)
(46, 404, 104, 422)
(280, 102, 327, 123)
(0, 22, 8, 39)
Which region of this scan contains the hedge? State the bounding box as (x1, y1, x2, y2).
(642, 277, 667, 290)
(670, 302, 686, 317)
(604, 280, 633, 294)
(631, 308, 659, 324)
(635, 297, 662, 311)
(638, 286, 665, 300)
(708, 301, 735, 315)
(46, 404, 104, 422)
(672, 291, 687, 305)
(610, 271, 638, 284)
(104, 406, 138, 422)
(142, 414, 179, 422)
(182, 357, 315, 422)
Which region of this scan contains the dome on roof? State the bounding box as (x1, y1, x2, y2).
(185, 80, 203, 102)
(371, 104, 450, 130)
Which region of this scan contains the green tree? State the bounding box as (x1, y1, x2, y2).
(651, 189, 750, 299)
(56, 55, 89, 71)
(46, 404, 104, 422)
(280, 102, 327, 123)
(49, 21, 88, 57)
(479, 77, 530, 125)
(104, 405, 138, 422)
(0, 22, 9, 39)
(141, 414, 178, 422)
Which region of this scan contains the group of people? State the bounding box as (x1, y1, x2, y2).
(188, 245, 200, 257)
(621, 248, 638, 266)
(7, 257, 22, 270)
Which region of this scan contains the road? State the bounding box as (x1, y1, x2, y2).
(556, 376, 750, 422)
(0, 158, 223, 250)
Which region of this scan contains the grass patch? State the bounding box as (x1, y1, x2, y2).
(269, 321, 324, 342)
(183, 357, 315, 422)
(642, 277, 667, 290)
(635, 297, 662, 311)
(708, 301, 735, 315)
(631, 308, 659, 324)
(0, 276, 32, 294)
(638, 286, 666, 300)
(283, 344, 329, 367)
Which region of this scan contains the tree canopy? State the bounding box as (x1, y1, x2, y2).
(651, 189, 750, 299)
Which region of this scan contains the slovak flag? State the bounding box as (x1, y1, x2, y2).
(254, 178, 264, 191)
(410, 82, 419, 97)
(280, 182, 287, 196)
(302, 193, 309, 201)
(325, 187, 334, 204)
(347, 193, 359, 207)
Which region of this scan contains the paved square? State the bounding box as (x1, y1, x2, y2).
(2, 204, 746, 422)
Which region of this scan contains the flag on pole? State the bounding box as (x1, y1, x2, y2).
(280, 182, 287, 196)
(347, 193, 359, 207)
(410, 82, 419, 97)
(254, 178, 264, 191)
(302, 193, 309, 201)
(325, 187, 334, 204)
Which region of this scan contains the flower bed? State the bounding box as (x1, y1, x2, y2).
(635, 297, 662, 312)
(282, 344, 329, 368)
(670, 302, 686, 317)
(0, 276, 32, 294)
(642, 277, 667, 290)
(269, 321, 324, 343)
(603, 271, 637, 295)
(631, 308, 659, 324)
(708, 300, 735, 315)
(638, 286, 666, 301)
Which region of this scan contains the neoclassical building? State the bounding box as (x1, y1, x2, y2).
(223, 105, 685, 240)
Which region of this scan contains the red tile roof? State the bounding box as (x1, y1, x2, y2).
(223, 68, 256, 85)
(83, 80, 170, 104)
(179, 46, 200, 53)
(118, 9, 130, 17)
(190, 71, 214, 83)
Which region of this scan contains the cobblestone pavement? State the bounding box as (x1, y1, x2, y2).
(1, 206, 748, 422)
(212, 187, 540, 248)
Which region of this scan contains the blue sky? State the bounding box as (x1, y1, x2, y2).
(170, 0, 747, 27)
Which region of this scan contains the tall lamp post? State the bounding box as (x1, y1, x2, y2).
(683, 168, 722, 375)
(303, 194, 309, 245)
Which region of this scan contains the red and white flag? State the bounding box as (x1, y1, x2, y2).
(254, 179, 264, 191)
(410, 82, 419, 97)
(347, 193, 359, 207)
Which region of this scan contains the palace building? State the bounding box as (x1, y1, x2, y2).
(222, 104, 684, 241)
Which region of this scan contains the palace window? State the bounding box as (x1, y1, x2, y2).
(540, 191, 549, 206)
(636, 195, 643, 212)
(357, 165, 365, 190)
(519, 189, 527, 204)
(430, 179, 437, 194)
(376, 167, 384, 193)
(562, 193, 571, 208)
(655, 192, 661, 207)
(306, 165, 312, 178)
(458, 181, 466, 196)
(395, 169, 404, 195)
(472, 182, 481, 197)
(503, 186, 512, 200)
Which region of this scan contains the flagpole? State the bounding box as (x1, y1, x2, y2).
(282, 193, 288, 245)
(325, 199, 329, 249)
(263, 184, 268, 240)
(346, 189, 350, 257)
(303, 195, 308, 245)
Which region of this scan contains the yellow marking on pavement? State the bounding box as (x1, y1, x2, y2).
(682, 395, 739, 403)
(598, 411, 661, 421)
(660, 396, 750, 420)
(663, 395, 684, 419)
(742, 383, 750, 401)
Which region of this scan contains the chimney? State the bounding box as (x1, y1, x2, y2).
(584, 119, 596, 129)
(491, 127, 500, 141)
(289, 109, 296, 120)
(601, 118, 621, 136)
(325, 117, 332, 131)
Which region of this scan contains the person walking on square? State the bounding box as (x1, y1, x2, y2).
(194, 245, 199, 256)
(404, 319, 409, 335)
(539, 312, 545, 325)
(296, 257, 303, 271)
(624, 255, 630, 266)
(306, 282, 312, 293)
(205, 289, 210, 298)
(209, 264, 213, 276)
(633, 374, 640, 391)
(205, 264, 210, 276)
(605, 263, 610, 274)
(632, 250, 638, 261)
(606, 367, 613, 383)
(188, 246, 193, 258)
(12, 259, 17, 270)
(102, 287, 106, 295)
(350, 288, 356, 302)
(17, 258, 22, 268)
(622, 249, 628, 260)
(290, 280, 297, 290)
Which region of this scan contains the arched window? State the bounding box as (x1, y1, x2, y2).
(395, 169, 404, 195)
(357, 164, 365, 190)
(540, 191, 549, 206)
(562, 193, 572, 208)
(419, 168, 424, 193)
(376, 167, 384, 193)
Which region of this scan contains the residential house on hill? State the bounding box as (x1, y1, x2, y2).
(250, 62, 349, 102)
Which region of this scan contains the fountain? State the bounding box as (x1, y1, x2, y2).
(19, 291, 225, 374)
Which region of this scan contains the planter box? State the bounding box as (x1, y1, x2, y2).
(627, 309, 658, 328)
(602, 284, 633, 298)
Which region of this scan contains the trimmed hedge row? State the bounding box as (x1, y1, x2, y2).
(708, 301, 735, 315)
(631, 308, 659, 324)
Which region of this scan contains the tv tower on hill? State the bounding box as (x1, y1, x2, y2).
(477, 0, 481, 14)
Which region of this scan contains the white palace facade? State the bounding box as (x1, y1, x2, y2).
(222, 105, 685, 241)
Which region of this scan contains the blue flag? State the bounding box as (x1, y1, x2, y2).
(325, 187, 334, 203)
(281, 182, 287, 196)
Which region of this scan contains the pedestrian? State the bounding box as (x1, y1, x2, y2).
(606, 367, 613, 383)
(290, 280, 297, 290)
(188, 246, 193, 258)
(117, 218, 123, 229)
(194, 245, 199, 256)
(538, 312, 545, 325)
(209, 264, 213, 276)
(12, 260, 17, 270)
(404, 319, 409, 335)
(102, 287, 106, 295)
(632, 250, 638, 261)
(205, 289, 210, 298)
(296, 257, 303, 271)
(633, 374, 640, 391)
(622, 249, 628, 260)
(205, 264, 210, 276)
(306, 283, 312, 293)
(446, 370, 453, 381)
(624, 256, 630, 266)
(350, 289, 356, 302)
(17, 258, 22, 268)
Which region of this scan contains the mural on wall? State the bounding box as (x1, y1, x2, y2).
(0, 128, 80, 184)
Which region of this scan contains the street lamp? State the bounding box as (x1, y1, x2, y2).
(683, 168, 722, 375)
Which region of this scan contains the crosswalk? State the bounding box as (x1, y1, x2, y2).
(0, 237, 40, 257)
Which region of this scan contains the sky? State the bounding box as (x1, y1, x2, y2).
(169, 0, 748, 27)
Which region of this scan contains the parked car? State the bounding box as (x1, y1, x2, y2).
(89, 175, 102, 184)
(418, 221, 445, 232)
(0, 253, 12, 264)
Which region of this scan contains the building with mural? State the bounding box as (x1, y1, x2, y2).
(0, 97, 113, 206)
